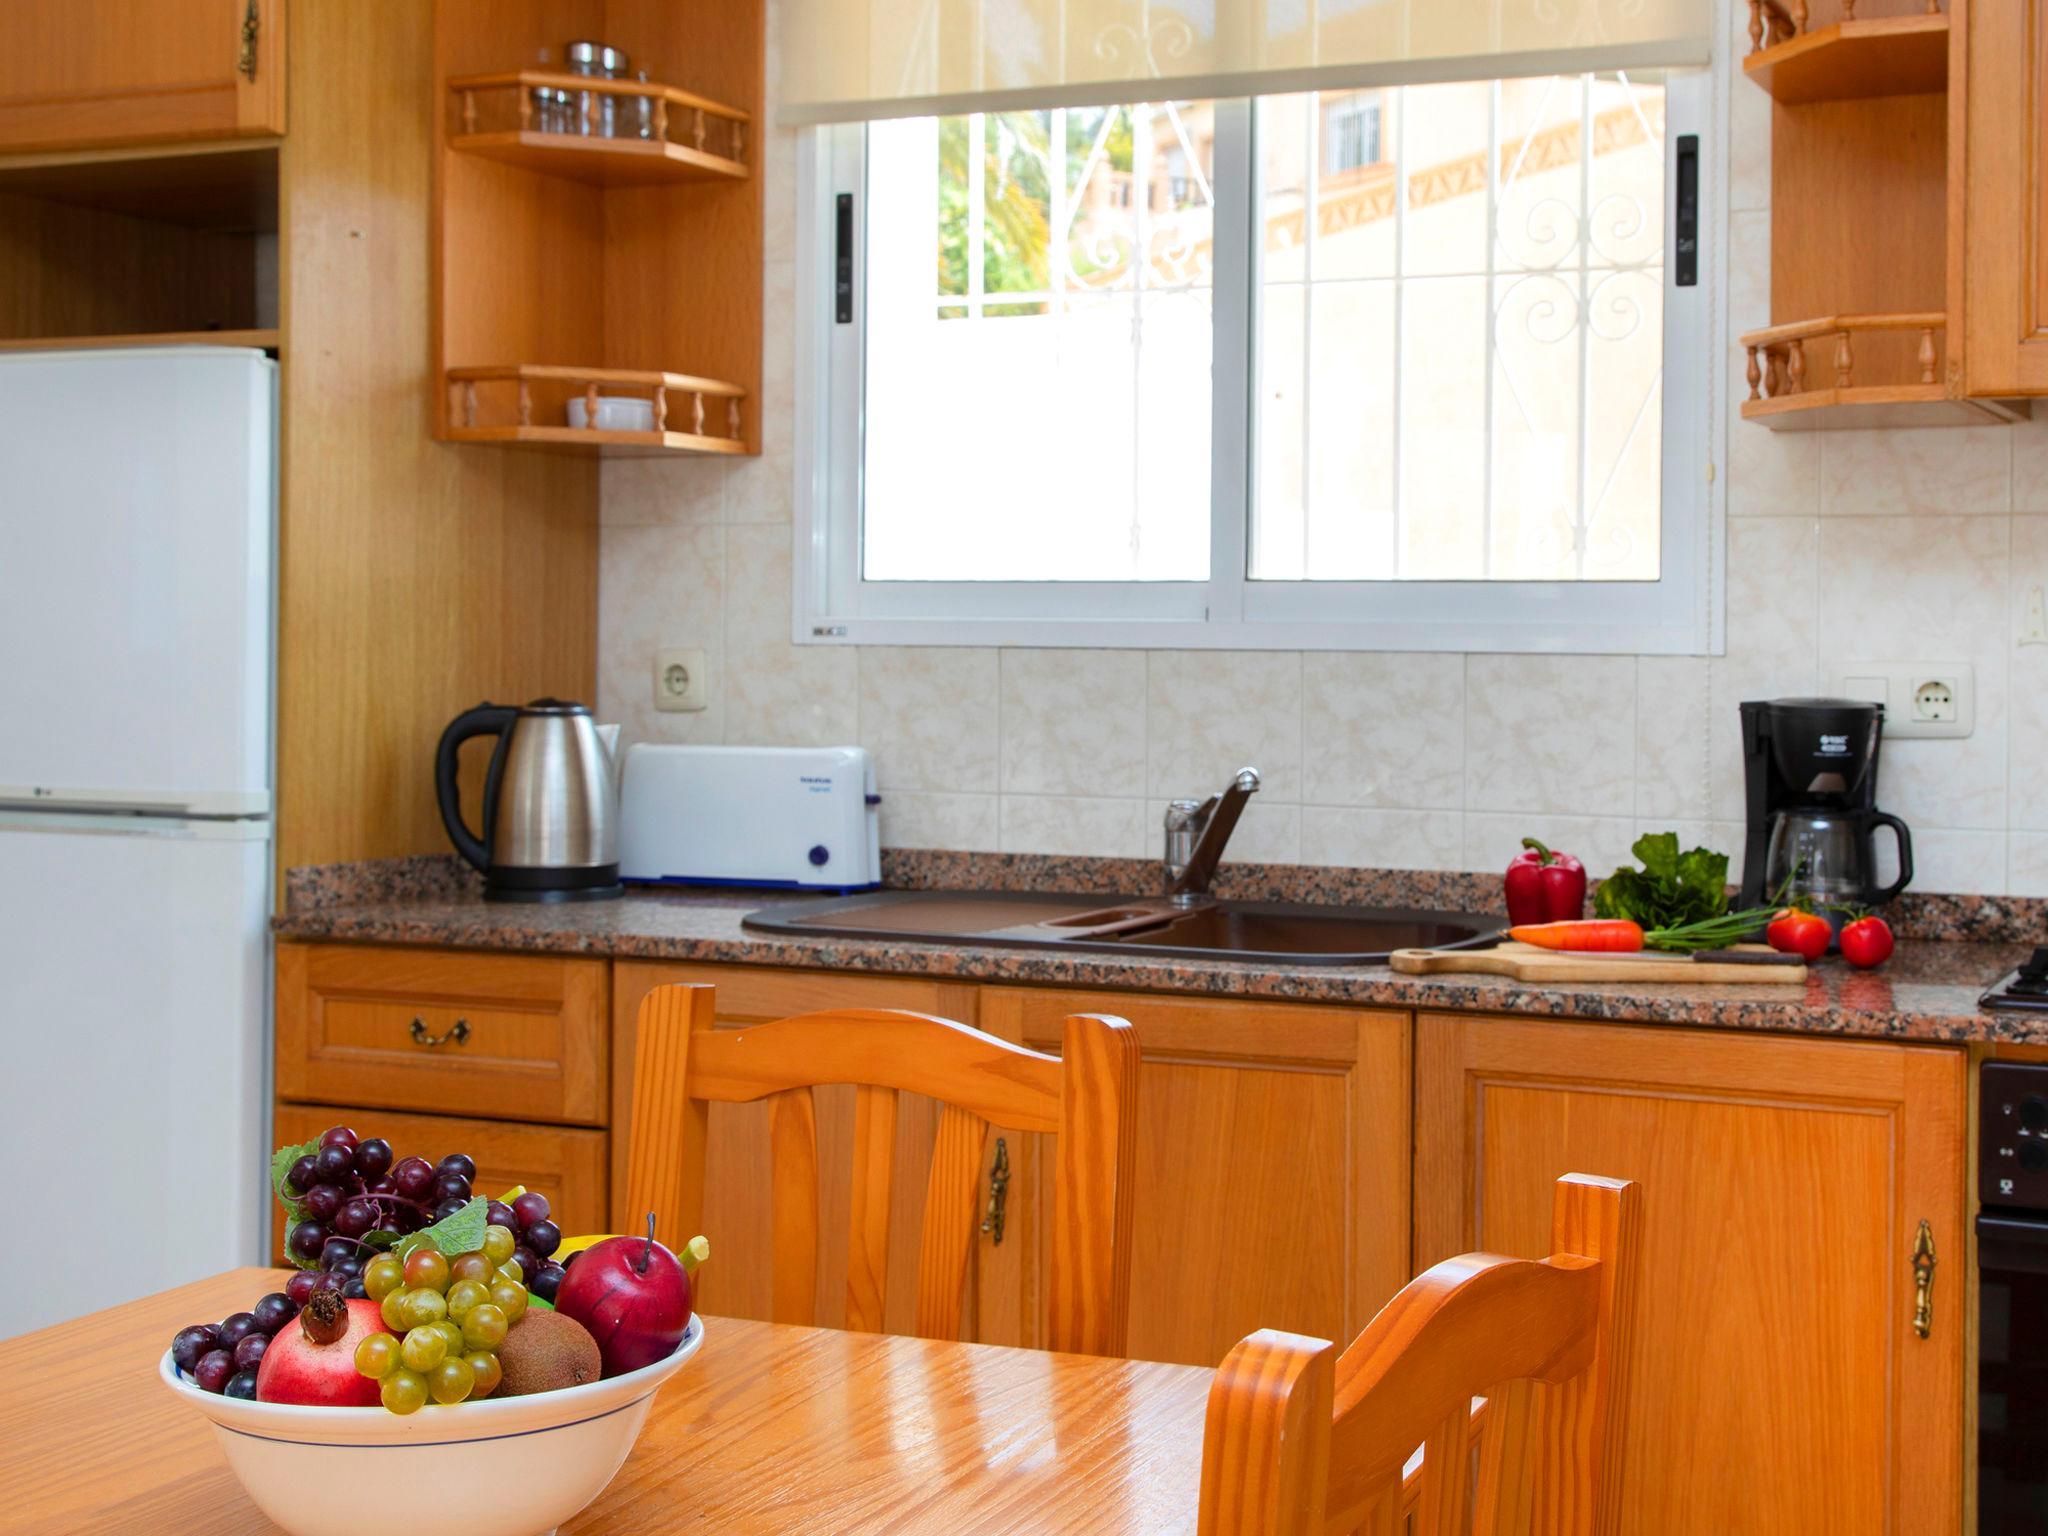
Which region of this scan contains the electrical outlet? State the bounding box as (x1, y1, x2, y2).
(2023, 585, 2048, 647)
(1825, 661, 1973, 740)
(654, 647, 708, 712)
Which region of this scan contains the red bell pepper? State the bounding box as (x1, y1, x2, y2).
(1504, 838, 1586, 925)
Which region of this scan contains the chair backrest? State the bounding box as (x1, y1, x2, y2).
(1197, 1173, 1643, 1536)
(623, 982, 1142, 1357)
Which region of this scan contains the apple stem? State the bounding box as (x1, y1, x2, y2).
(639, 1212, 655, 1276)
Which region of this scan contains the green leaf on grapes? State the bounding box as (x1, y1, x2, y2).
(360, 1228, 400, 1251)
(395, 1195, 489, 1261)
(268, 1135, 321, 1232)
(527, 1292, 555, 1311)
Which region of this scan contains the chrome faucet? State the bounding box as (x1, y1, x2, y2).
(1163, 767, 1260, 906)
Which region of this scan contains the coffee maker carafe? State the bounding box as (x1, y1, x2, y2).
(1739, 698, 1913, 923)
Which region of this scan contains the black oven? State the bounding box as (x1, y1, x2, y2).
(1979, 1062, 2048, 1532)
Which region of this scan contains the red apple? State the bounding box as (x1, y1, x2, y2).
(255, 1295, 390, 1406)
(554, 1219, 696, 1378)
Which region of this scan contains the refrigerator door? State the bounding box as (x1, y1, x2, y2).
(0, 813, 270, 1339)
(0, 348, 275, 816)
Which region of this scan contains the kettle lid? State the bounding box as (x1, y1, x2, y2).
(520, 698, 591, 715)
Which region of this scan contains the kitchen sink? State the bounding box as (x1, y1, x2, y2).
(742, 890, 1503, 965)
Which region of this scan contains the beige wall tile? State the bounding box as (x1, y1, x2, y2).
(601, 457, 725, 527)
(1465, 653, 1636, 816)
(1000, 649, 1148, 797)
(1146, 650, 1302, 801)
(1634, 655, 1712, 820)
(1149, 797, 1301, 865)
(878, 790, 1000, 852)
(1888, 827, 2005, 896)
(1821, 426, 2012, 517)
(2009, 832, 2048, 897)
(723, 524, 857, 745)
(2012, 417, 2048, 512)
(858, 647, 1000, 791)
(1302, 652, 1463, 809)
(1708, 516, 1820, 822)
(1463, 812, 1638, 879)
(1301, 806, 1463, 871)
(2007, 516, 2048, 828)
(999, 794, 1145, 856)
(598, 524, 724, 749)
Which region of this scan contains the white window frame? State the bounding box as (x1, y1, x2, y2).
(793, 71, 1725, 655)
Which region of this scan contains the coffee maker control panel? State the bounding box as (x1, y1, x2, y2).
(1982, 1062, 2048, 1211)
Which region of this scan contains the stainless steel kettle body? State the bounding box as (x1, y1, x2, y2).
(435, 700, 622, 902)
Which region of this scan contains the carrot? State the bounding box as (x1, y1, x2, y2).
(1509, 919, 1644, 952)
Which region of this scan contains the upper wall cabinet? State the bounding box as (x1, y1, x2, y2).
(432, 0, 763, 456)
(1739, 0, 2042, 428)
(0, 0, 284, 155)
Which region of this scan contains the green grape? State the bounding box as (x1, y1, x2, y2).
(403, 1249, 452, 1294)
(481, 1225, 517, 1265)
(429, 1356, 476, 1405)
(466, 1350, 502, 1399)
(403, 1287, 449, 1329)
(488, 1280, 528, 1325)
(379, 1286, 411, 1333)
(363, 1254, 405, 1302)
(495, 1261, 524, 1286)
(445, 1278, 489, 1323)
(354, 1332, 400, 1381)
(401, 1327, 447, 1372)
(449, 1251, 494, 1286)
(381, 1367, 428, 1415)
(461, 1301, 508, 1350)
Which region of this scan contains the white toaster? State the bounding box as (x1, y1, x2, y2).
(617, 744, 881, 892)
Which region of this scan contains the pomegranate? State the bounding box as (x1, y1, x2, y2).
(254, 1293, 391, 1406)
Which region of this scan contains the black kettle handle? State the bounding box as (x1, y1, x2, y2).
(435, 704, 518, 872)
(1871, 810, 1914, 905)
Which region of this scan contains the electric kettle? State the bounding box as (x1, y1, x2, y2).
(435, 700, 622, 902)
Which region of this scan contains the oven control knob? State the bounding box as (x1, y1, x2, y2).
(2023, 1141, 2048, 1174)
(2023, 1095, 2048, 1133)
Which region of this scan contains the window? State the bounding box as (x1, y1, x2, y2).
(797, 72, 1719, 653)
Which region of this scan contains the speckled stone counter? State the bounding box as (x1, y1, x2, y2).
(275, 854, 2048, 1047)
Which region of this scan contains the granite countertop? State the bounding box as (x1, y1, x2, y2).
(274, 853, 2048, 1047)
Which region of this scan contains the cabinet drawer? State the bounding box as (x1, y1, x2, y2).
(277, 944, 608, 1125)
(272, 1103, 608, 1247)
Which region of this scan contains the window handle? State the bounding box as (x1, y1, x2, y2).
(835, 192, 855, 323)
(1675, 133, 1698, 288)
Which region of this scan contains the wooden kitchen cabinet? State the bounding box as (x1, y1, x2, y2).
(1959, 0, 2048, 394)
(979, 986, 1411, 1368)
(0, 0, 284, 155)
(610, 962, 987, 1337)
(1415, 1013, 1966, 1536)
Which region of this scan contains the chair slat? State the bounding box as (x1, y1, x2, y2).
(768, 1087, 820, 1326)
(1048, 1012, 1143, 1357)
(913, 1102, 989, 1340)
(1472, 1380, 1536, 1536)
(845, 1083, 898, 1334)
(1412, 1402, 1474, 1536)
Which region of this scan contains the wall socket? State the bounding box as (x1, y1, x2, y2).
(1826, 661, 1973, 740)
(654, 647, 708, 712)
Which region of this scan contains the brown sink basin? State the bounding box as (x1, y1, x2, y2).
(742, 891, 1503, 966)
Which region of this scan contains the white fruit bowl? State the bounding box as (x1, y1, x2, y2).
(159, 1314, 704, 1536)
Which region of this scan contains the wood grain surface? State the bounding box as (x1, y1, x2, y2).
(0, 1267, 1213, 1535)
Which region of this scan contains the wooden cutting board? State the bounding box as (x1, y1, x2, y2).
(1388, 941, 1808, 986)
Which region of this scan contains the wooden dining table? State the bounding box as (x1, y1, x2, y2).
(0, 1268, 1218, 1533)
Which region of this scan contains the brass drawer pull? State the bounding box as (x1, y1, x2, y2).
(409, 1017, 471, 1049)
(1911, 1219, 1936, 1339)
(980, 1137, 1010, 1246)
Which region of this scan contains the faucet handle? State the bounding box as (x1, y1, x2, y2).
(1231, 767, 1261, 794)
(1164, 798, 1206, 888)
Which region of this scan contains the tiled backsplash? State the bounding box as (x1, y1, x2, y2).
(598, 1, 2048, 897)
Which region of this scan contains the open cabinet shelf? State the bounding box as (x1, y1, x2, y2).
(447, 69, 749, 186)
(1737, 309, 2025, 427)
(445, 362, 749, 455)
(0, 327, 279, 354)
(1743, 11, 1949, 102)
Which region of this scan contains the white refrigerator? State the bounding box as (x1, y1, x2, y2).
(0, 348, 275, 1338)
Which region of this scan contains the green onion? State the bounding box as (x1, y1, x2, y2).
(1641, 906, 1781, 952)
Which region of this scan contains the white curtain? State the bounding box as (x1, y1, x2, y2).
(778, 0, 1714, 123)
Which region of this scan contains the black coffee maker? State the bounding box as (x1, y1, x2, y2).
(1739, 697, 1914, 923)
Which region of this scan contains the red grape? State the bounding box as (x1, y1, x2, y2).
(392, 1157, 435, 1200)
(232, 1333, 268, 1371)
(284, 1270, 325, 1306)
(224, 1370, 259, 1400)
(313, 1143, 355, 1184)
(524, 1219, 561, 1258)
(287, 1221, 328, 1261)
(436, 1153, 477, 1183)
(335, 1198, 377, 1238)
(319, 1125, 359, 1151)
(303, 1183, 344, 1222)
(510, 1192, 550, 1228)
(251, 1293, 296, 1335)
(171, 1325, 218, 1373)
(215, 1312, 259, 1349)
(285, 1154, 319, 1195)
(193, 1350, 234, 1392)
(485, 1201, 516, 1230)
(354, 1137, 393, 1181)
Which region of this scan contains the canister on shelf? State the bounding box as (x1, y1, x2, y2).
(564, 40, 629, 136)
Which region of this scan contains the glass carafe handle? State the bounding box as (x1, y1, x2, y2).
(1872, 811, 1913, 904)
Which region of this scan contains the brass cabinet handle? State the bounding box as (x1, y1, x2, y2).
(409, 1017, 471, 1049)
(238, 0, 259, 80)
(1911, 1219, 1936, 1339)
(979, 1137, 1010, 1245)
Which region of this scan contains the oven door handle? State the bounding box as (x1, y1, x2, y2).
(1977, 1213, 2048, 1277)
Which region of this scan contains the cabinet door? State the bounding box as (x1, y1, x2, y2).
(1415, 1014, 1964, 1536)
(1962, 0, 2048, 393)
(0, 0, 285, 154)
(610, 962, 984, 1336)
(271, 1102, 607, 1257)
(978, 987, 1410, 1368)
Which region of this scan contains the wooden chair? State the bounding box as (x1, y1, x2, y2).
(1197, 1173, 1643, 1536)
(622, 982, 1142, 1357)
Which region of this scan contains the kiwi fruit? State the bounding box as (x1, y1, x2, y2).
(496, 1310, 603, 1396)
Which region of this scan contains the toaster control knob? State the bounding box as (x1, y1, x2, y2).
(808, 844, 830, 867)
(2024, 1141, 2048, 1175)
(2023, 1095, 2048, 1133)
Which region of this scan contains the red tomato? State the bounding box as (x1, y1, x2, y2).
(1766, 908, 1831, 962)
(1838, 915, 1894, 970)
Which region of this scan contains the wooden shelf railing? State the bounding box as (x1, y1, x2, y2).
(1747, 0, 1941, 52)
(447, 69, 747, 169)
(1742, 312, 1943, 401)
(446, 363, 748, 454)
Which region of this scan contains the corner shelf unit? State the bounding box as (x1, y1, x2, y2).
(1735, 0, 2026, 429)
(432, 2, 764, 458)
